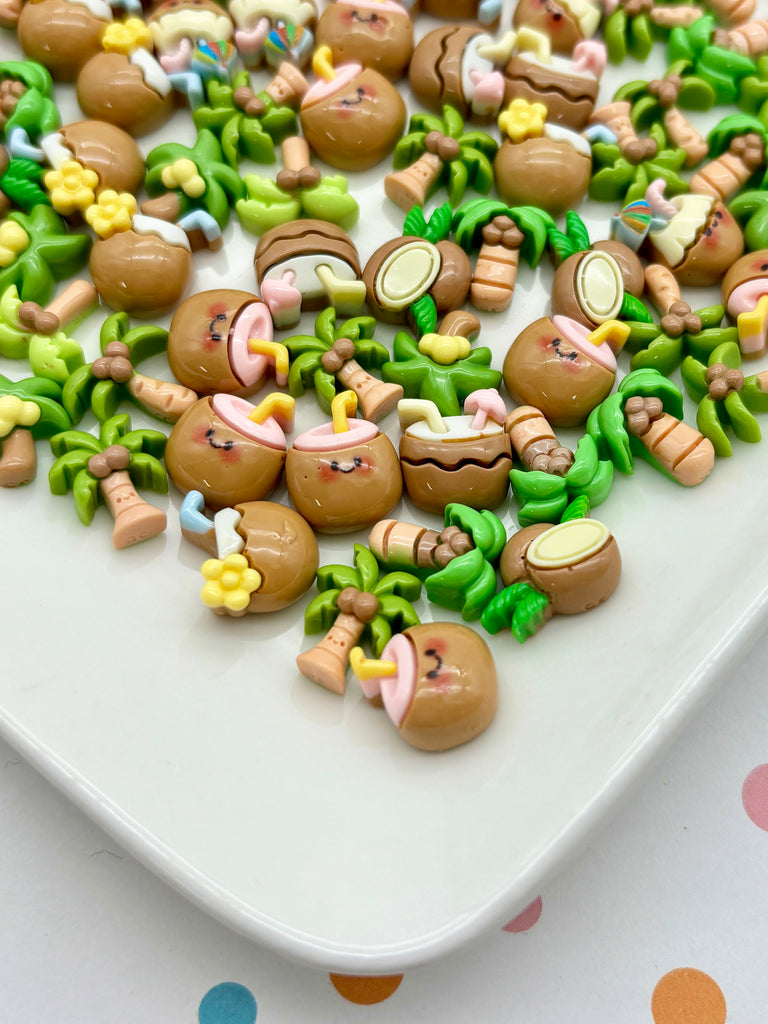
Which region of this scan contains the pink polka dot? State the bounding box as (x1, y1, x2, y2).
(742, 764, 768, 830)
(502, 896, 543, 933)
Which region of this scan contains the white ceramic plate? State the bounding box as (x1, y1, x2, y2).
(2, 3, 767, 974)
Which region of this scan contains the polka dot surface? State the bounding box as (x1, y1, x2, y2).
(651, 969, 726, 1024)
(329, 973, 403, 1004)
(198, 982, 257, 1024)
(742, 763, 768, 830)
(502, 896, 543, 933)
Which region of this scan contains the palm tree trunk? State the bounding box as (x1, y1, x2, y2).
(337, 358, 403, 422)
(690, 137, 765, 201)
(128, 373, 198, 423)
(634, 412, 715, 486)
(663, 108, 708, 167)
(296, 612, 364, 694)
(99, 470, 167, 549)
(384, 153, 444, 212)
(0, 426, 35, 486)
(470, 243, 521, 312)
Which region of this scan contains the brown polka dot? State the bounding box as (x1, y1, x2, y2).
(329, 973, 403, 1004)
(651, 968, 726, 1024)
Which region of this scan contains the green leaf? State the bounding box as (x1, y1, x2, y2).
(515, 491, 569, 526)
(372, 593, 420, 634)
(447, 159, 469, 206)
(127, 452, 168, 493)
(316, 564, 360, 592)
(50, 429, 102, 457)
(27, 330, 84, 384)
(604, 6, 628, 63)
(49, 448, 96, 492)
(91, 379, 121, 423)
(696, 394, 731, 456)
(366, 615, 391, 658)
(304, 589, 342, 633)
(565, 434, 598, 489)
(71, 468, 99, 525)
(724, 390, 761, 443)
(354, 544, 379, 592)
(371, 571, 422, 602)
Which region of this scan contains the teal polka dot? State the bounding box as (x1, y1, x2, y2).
(198, 982, 257, 1024)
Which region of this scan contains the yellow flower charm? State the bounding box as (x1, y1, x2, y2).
(85, 190, 138, 239)
(101, 17, 152, 54)
(201, 553, 262, 614)
(44, 160, 100, 216)
(0, 395, 40, 437)
(161, 158, 206, 199)
(498, 99, 548, 144)
(0, 220, 29, 267)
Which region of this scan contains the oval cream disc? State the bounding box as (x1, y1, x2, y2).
(374, 241, 441, 310)
(526, 518, 610, 569)
(575, 251, 623, 323)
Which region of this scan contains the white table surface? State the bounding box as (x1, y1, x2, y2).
(2, 622, 766, 1022)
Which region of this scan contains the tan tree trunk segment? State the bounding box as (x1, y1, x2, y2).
(384, 152, 444, 211)
(128, 373, 198, 423)
(470, 243, 521, 312)
(296, 612, 365, 694)
(99, 470, 167, 549)
(663, 107, 708, 167)
(0, 426, 35, 487)
(337, 358, 403, 422)
(689, 136, 766, 202)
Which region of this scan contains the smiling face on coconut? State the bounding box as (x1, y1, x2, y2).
(354, 623, 498, 752)
(285, 398, 402, 533)
(300, 55, 406, 170)
(167, 289, 279, 397)
(165, 393, 290, 510)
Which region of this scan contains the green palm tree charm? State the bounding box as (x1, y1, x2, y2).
(509, 435, 614, 526)
(284, 306, 403, 422)
(681, 341, 768, 457)
(625, 304, 734, 376)
(49, 413, 168, 549)
(0, 282, 87, 383)
(192, 71, 299, 168)
(145, 129, 246, 231)
(236, 136, 359, 236)
(452, 199, 554, 312)
(0, 204, 91, 304)
(385, 104, 498, 211)
(62, 312, 197, 425)
(299, 544, 422, 694)
(382, 329, 501, 417)
(0, 372, 69, 486)
(589, 121, 688, 205)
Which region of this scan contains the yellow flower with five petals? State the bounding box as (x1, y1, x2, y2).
(85, 190, 138, 239)
(101, 17, 152, 54)
(201, 553, 262, 614)
(498, 99, 548, 144)
(44, 160, 100, 216)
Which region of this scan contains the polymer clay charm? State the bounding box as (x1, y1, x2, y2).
(482, 517, 621, 642)
(644, 181, 744, 288)
(512, 0, 605, 54)
(167, 289, 287, 397)
(0, 374, 70, 486)
(284, 390, 402, 533)
(350, 622, 498, 751)
(165, 391, 294, 510)
(18, 0, 112, 81)
(299, 46, 406, 171)
(76, 19, 176, 136)
(229, 0, 317, 69)
(298, 541, 422, 694)
(315, 0, 414, 80)
(397, 390, 512, 513)
(722, 249, 768, 358)
(48, 413, 168, 549)
(254, 218, 365, 328)
(587, 368, 715, 484)
(147, 0, 235, 107)
(50, 120, 147, 197)
(550, 214, 644, 328)
(421, 0, 501, 27)
(503, 316, 627, 427)
(494, 100, 591, 216)
(362, 218, 472, 326)
(502, 42, 603, 130)
(89, 213, 193, 319)
(180, 496, 318, 614)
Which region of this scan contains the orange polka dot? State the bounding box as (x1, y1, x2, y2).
(651, 968, 726, 1024)
(329, 973, 403, 1005)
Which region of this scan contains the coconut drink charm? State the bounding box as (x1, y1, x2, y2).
(350, 622, 498, 752)
(285, 390, 402, 533)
